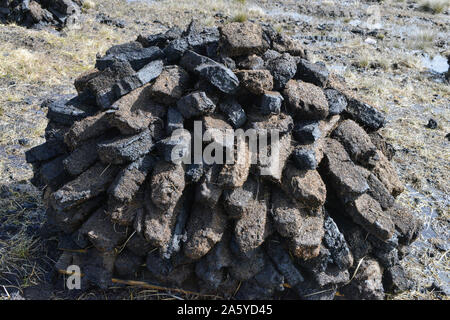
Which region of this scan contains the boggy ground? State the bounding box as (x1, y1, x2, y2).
(0, 0, 448, 300)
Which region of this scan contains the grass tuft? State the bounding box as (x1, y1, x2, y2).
(82, 0, 97, 12)
(418, 0, 448, 14)
(232, 12, 248, 22)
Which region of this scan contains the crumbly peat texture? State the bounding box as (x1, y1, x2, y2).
(26, 21, 422, 300)
(0, 0, 84, 29)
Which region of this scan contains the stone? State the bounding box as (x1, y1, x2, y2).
(235, 69, 273, 94)
(112, 59, 164, 98)
(324, 89, 347, 115)
(150, 161, 185, 211)
(185, 163, 204, 183)
(202, 114, 233, 150)
(74, 208, 128, 251)
(258, 91, 283, 115)
(218, 97, 247, 128)
(321, 138, 369, 203)
(217, 138, 251, 188)
(195, 164, 223, 208)
(281, 163, 326, 209)
(53, 196, 104, 234)
(291, 147, 317, 170)
(105, 41, 144, 55)
(368, 131, 395, 161)
(383, 264, 411, 293)
(137, 28, 182, 48)
(346, 194, 395, 241)
(45, 95, 97, 126)
(236, 54, 265, 70)
(345, 98, 386, 131)
(195, 63, 239, 94)
(229, 247, 267, 281)
(166, 107, 184, 135)
(95, 46, 164, 71)
(63, 139, 99, 176)
(266, 241, 304, 287)
(265, 53, 297, 90)
(219, 21, 265, 57)
(97, 129, 154, 165)
(271, 33, 305, 57)
(257, 132, 292, 181)
(64, 112, 112, 149)
(283, 80, 329, 120)
(293, 120, 321, 144)
(426, 118, 438, 129)
(176, 91, 216, 119)
(149, 65, 190, 105)
(156, 130, 191, 164)
(184, 203, 226, 260)
(143, 190, 186, 254)
(164, 38, 190, 63)
(247, 112, 293, 137)
(108, 154, 156, 204)
(357, 166, 395, 210)
(387, 204, 423, 245)
(86, 60, 136, 109)
(372, 150, 404, 197)
(234, 198, 269, 257)
(288, 211, 325, 260)
(25, 140, 67, 164)
(332, 119, 378, 167)
(180, 50, 239, 94)
(51, 162, 118, 211)
(322, 215, 354, 270)
(108, 84, 166, 135)
(341, 258, 385, 300)
(223, 176, 258, 219)
(296, 59, 329, 87)
(39, 155, 68, 189)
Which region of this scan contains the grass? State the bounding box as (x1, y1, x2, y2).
(82, 0, 97, 12)
(232, 12, 248, 22)
(353, 49, 391, 71)
(418, 0, 449, 14)
(0, 184, 49, 298)
(407, 29, 437, 50)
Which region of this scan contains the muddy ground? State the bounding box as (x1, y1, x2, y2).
(0, 0, 448, 300)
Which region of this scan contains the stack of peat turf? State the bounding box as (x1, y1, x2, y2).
(26, 21, 422, 300)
